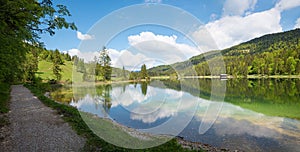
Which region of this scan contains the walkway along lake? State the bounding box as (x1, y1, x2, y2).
(51, 78, 300, 151)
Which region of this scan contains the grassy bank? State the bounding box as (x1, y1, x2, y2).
(0, 82, 10, 127)
(36, 60, 75, 82)
(0, 83, 10, 113)
(24, 82, 198, 152)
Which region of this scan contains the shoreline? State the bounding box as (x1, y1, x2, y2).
(69, 75, 300, 86)
(81, 111, 228, 151)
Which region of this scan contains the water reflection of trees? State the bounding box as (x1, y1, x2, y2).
(160, 78, 300, 103)
(102, 85, 112, 113)
(141, 82, 148, 96)
(50, 86, 74, 104)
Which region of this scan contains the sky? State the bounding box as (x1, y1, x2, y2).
(40, 0, 300, 70)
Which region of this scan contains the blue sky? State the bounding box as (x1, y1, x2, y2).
(40, 0, 300, 69)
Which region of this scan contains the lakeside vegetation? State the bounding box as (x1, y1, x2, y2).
(0, 83, 10, 127)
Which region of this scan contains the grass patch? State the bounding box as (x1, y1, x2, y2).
(0, 82, 10, 127)
(36, 60, 74, 82)
(0, 82, 10, 114)
(24, 82, 198, 152)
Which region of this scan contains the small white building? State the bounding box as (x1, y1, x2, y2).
(220, 74, 227, 79)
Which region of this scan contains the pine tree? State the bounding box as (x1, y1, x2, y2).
(99, 47, 112, 81)
(140, 64, 148, 79)
(52, 50, 62, 81)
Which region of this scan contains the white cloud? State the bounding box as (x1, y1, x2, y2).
(66, 48, 153, 69)
(67, 48, 98, 62)
(145, 0, 162, 3)
(295, 18, 300, 29)
(275, 0, 300, 11)
(67, 48, 80, 57)
(223, 0, 257, 16)
(76, 31, 94, 40)
(193, 0, 300, 51)
(128, 32, 177, 46)
(108, 48, 154, 70)
(193, 8, 282, 50)
(127, 32, 201, 64)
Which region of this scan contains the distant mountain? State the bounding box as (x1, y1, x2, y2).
(149, 28, 300, 76)
(221, 28, 300, 56)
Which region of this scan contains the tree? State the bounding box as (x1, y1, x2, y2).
(140, 64, 148, 79)
(99, 47, 112, 81)
(76, 59, 85, 73)
(52, 50, 63, 81)
(122, 66, 127, 79)
(24, 47, 39, 81)
(0, 0, 76, 83)
(286, 57, 296, 75)
(129, 72, 138, 80)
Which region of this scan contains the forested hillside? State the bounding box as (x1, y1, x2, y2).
(149, 29, 300, 77)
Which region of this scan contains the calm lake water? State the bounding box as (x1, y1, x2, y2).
(51, 78, 300, 151)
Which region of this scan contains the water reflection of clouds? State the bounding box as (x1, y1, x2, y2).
(130, 106, 177, 123)
(70, 94, 96, 108)
(71, 84, 300, 145)
(129, 90, 199, 124)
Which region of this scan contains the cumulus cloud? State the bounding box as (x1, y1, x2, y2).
(295, 18, 300, 29)
(128, 32, 177, 46)
(275, 0, 300, 11)
(192, 0, 300, 51)
(109, 48, 155, 70)
(193, 8, 282, 50)
(67, 48, 80, 57)
(67, 48, 98, 62)
(127, 32, 201, 63)
(223, 0, 257, 16)
(76, 31, 94, 40)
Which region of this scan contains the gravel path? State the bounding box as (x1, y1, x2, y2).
(0, 85, 85, 151)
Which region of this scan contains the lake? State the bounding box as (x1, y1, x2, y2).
(51, 78, 300, 151)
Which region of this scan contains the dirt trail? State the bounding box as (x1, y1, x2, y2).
(0, 85, 85, 151)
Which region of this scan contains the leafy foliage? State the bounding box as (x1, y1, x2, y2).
(99, 47, 112, 81)
(52, 50, 63, 81)
(0, 0, 76, 83)
(140, 64, 149, 79)
(0, 83, 10, 114)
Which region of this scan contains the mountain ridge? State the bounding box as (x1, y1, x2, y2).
(149, 28, 300, 76)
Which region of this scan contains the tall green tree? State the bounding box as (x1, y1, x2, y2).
(52, 50, 63, 81)
(23, 46, 39, 81)
(99, 47, 112, 81)
(286, 57, 296, 75)
(140, 64, 148, 79)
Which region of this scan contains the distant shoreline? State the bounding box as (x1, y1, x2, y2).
(69, 75, 300, 86)
(151, 75, 300, 79)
